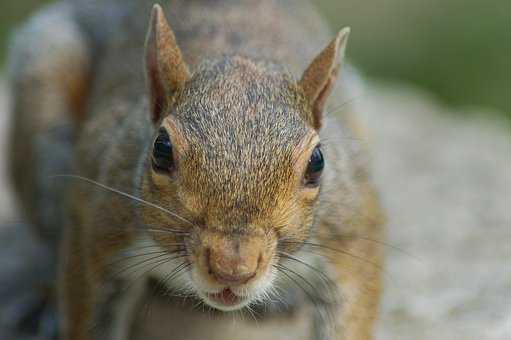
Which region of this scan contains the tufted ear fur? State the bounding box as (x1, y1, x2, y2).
(299, 27, 350, 130)
(145, 4, 190, 124)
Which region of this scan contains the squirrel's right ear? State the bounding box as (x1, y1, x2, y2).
(145, 4, 190, 124)
(299, 28, 350, 131)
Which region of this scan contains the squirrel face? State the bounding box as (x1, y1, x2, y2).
(140, 5, 349, 311)
(143, 57, 321, 310)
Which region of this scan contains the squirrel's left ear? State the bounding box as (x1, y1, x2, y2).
(299, 28, 350, 130)
(145, 4, 190, 124)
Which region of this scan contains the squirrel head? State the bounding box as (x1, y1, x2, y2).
(140, 4, 349, 311)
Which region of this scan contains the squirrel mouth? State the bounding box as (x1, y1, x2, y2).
(206, 288, 245, 307)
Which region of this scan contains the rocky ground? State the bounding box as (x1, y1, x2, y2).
(1, 76, 510, 339)
(0, 76, 14, 222)
(362, 84, 511, 340)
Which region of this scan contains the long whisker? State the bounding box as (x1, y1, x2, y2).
(244, 304, 259, 323)
(161, 262, 191, 289)
(107, 249, 185, 269)
(118, 254, 189, 300)
(155, 262, 192, 300)
(139, 222, 191, 236)
(275, 263, 338, 329)
(276, 263, 333, 305)
(280, 240, 382, 270)
(278, 251, 339, 303)
(140, 255, 188, 280)
(111, 253, 186, 278)
(273, 264, 324, 313)
(50, 174, 196, 229)
(325, 95, 363, 117)
(267, 284, 289, 309)
(144, 228, 189, 235)
(281, 239, 402, 288)
(122, 243, 185, 252)
(322, 233, 422, 262)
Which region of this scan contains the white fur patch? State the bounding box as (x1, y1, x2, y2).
(117, 234, 192, 294)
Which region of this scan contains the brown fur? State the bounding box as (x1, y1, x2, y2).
(8, 1, 384, 339)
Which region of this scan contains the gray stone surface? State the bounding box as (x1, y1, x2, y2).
(361, 84, 511, 340)
(0, 76, 16, 222)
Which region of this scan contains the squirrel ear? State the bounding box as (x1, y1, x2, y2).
(299, 28, 350, 130)
(145, 4, 190, 124)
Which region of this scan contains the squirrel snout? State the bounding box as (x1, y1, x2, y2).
(205, 244, 262, 286)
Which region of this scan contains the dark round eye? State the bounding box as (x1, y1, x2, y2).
(152, 129, 175, 173)
(304, 146, 324, 187)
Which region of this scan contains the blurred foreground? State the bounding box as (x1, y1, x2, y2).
(1, 76, 510, 339)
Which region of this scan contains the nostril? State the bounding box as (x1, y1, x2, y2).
(205, 247, 259, 285)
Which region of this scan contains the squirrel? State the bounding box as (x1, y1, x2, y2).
(7, 1, 384, 339)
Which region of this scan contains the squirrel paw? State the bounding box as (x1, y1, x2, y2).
(2, 290, 58, 340)
(0, 222, 58, 340)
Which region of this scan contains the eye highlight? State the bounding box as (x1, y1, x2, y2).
(152, 128, 175, 173)
(304, 145, 324, 187)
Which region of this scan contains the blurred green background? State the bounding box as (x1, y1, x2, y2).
(1, 0, 510, 117)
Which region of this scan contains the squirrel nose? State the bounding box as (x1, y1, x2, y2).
(206, 246, 260, 286)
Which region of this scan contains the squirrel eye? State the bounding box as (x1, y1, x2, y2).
(152, 129, 175, 173)
(304, 146, 324, 187)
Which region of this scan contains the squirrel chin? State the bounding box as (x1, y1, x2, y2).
(193, 270, 277, 312)
(199, 288, 252, 312)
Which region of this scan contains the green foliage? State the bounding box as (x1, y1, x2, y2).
(0, 1, 52, 63)
(1, 0, 509, 116)
(318, 0, 511, 116)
